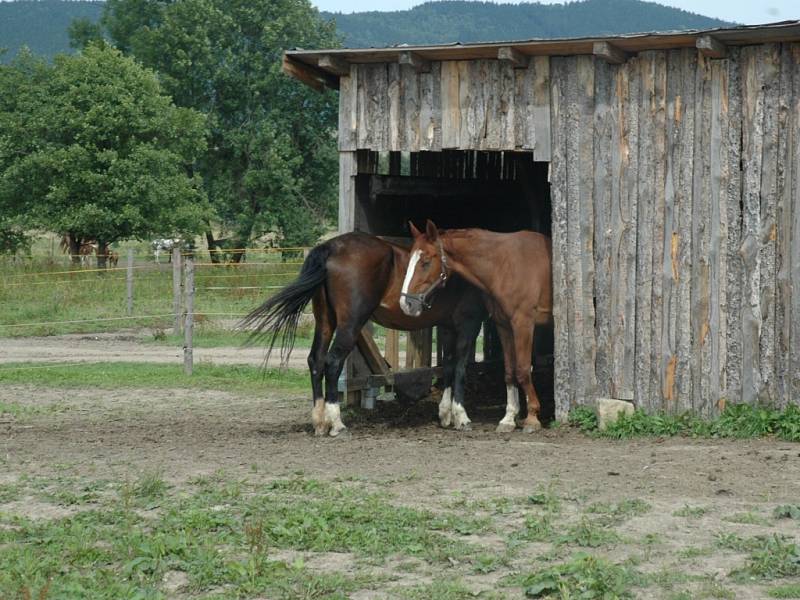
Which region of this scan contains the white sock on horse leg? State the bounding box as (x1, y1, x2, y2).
(451, 401, 471, 430)
(325, 402, 347, 436)
(499, 385, 519, 426)
(439, 387, 453, 427)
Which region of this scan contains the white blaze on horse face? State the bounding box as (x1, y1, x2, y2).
(400, 249, 423, 316)
(438, 387, 453, 427)
(499, 385, 520, 427)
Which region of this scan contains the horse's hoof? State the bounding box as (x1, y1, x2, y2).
(522, 419, 542, 433)
(329, 426, 350, 439)
(314, 426, 329, 437)
(454, 422, 472, 432)
(439, 417, 452, 428)
(496, 421, 516, 433)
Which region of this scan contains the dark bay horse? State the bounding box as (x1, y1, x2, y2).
(400, 221, 552, 433)
(241, 232, 486, 437)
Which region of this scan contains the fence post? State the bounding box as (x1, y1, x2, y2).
(172, 247, 182, 335)
(183, 255, 194, 375)
(126, 249, 134, 316)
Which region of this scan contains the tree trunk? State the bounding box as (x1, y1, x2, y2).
(205, 230, 222, 264)
(97, 240, 108, 270)
(68, 234, 81, 266)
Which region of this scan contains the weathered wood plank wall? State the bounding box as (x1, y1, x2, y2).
(339, 59, 551, 159)
(550, 42, 800, 417)
(337, 42, 800, 416)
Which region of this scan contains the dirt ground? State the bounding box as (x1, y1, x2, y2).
(1, 334, 800, 598)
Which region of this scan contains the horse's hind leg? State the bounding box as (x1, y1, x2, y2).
(436, 327, 456, 428)
(450, 314, 482, 431)
(495, 323, 520, 433)
(513, 318, 542, 433)
(309, 288, 335, 436)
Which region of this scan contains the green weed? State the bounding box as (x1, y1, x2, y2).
(557, 517, 620, 548)
(722, 511, 771, 526)
(513, 553, 636, 598)
(774, 505, 800, 520)
(673, 505, 710, 518)
(768, 583, 800, 598)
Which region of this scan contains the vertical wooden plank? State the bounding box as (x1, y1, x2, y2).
(648, 51, 668, 411)
(514, 59, 535, 150)
(419, 65, 435, 151)
(500, 61, 516, 150)
(400, 64, 419, 152)
(338, 65, 358, 151)
(592, 59, 616, 399)
(126, 248, 134, 316)
(758, 44, 781, 405)
(387, 62, 402, 152)
(790, 44, 800, 404)
(385, 329, 400, 370)
(458, 61, 475, 148)
(708, 56, 731, 414)
(338, 151, 357, 233)
(608, 55, 640, 402)
(576, 55, 597, 404)
(550, 56, 573, 418)
(775, 43, 794, 408)
(724, 47, 744, 406)
(172, 247, 182, 334)
(441, 61, 461, 149)
(183, 256, 194, 376)
(635, 51, 656, 412)
(532, 56, 552, 161)
(740, 45, 766, 405)
(485, 60, 503, 150)
(674, 49, 696, 412)
(690, 51, 713, 416)
(660, 50, 681, 409)
(357, 64, 389, 151)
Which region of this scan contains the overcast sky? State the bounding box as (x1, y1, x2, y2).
(313, 0, 799, 26)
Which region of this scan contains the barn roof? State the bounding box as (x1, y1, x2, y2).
(283, 20, 800, 91)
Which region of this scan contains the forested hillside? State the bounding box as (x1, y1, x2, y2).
(324, 0, 734, 47)
(0, 0, 103, 61)
(1, 0, 735, 63)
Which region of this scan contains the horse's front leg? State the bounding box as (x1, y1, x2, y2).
(450, 313, 482, 431)
(495, 322, 519, 433)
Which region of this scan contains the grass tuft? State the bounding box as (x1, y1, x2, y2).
(513, 553, 635, 598)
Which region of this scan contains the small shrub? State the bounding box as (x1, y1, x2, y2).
(774, 505, 800, 520)
(568, 406, 597, 432)
(520, 553, 635, 598)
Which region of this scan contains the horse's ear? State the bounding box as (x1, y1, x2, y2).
(425, 219, 439, 241)
(409, 221, 422, 239)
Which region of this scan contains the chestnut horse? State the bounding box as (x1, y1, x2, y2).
(241, 232, 486, 437)
(400, 221, 552, 433)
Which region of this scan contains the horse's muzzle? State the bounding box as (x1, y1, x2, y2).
(400, 292, 428, 316)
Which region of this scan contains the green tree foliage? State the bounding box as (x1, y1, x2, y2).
(0, 45, 208, 264)
(102, 0, 341, 248)
(325, 0, 733, 47)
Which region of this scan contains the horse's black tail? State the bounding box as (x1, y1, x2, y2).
(239, 243, 331, 364)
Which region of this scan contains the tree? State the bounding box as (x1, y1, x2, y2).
(0, 45, 209, 266)
(101, 0, 341, 253)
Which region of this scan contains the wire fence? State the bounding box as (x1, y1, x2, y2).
(0, 247, 311, 344)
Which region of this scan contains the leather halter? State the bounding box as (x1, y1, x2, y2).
(400, 240, 450, 313)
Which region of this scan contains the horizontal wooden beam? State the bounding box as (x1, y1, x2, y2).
(318, 54, 351, 76)
(281, 55, 339, 92)
(696, 35, 727, 59)
(497, 46, 528, 68)
(398, 51, 431, 73)
(592, 41, 629, 64)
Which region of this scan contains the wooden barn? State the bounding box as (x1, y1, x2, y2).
(283, 21, 800, 420)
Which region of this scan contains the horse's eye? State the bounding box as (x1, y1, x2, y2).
(421, 258, 431, 269)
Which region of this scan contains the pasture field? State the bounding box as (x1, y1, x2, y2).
(1, 357, 799, 599)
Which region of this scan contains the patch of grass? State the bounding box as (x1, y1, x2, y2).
(585, 498, 651, 523)
(511, 553, 636, 598)
(557, 517, 620, 548)
(0, 474, 485, 598)
(513, 514, 556, 543)
(401, 578, 503, 600)
(673, 505, 710, 518)
(0, 482, 23, 503)
(722, 511, 771, 526)
(527, 483, 561, 514)
(568, 405, 597, 432)
(774, 505, 800, 520)
(677, 546, 714, 559)
(736, 535, 800, 580)
(568, 403, 800, 442)
(768, 583, 800, 598)
(0, 362, 308, 395)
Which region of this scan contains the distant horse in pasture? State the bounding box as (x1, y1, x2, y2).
(401, 221, 553, 433)
(60, 234, 97, 266)
(240, 232, 487, 437)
